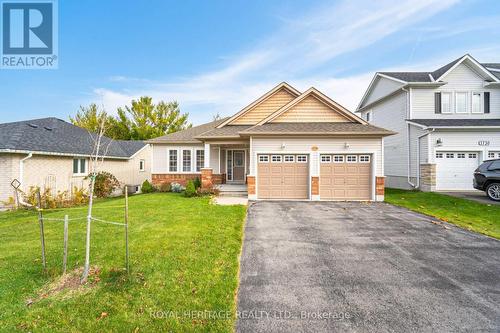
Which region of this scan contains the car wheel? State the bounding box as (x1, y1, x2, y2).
(486, 183, 500, 201)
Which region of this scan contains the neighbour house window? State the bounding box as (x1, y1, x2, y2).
(446, 153, 454, 158)
(196, 150, 204, 172)
(259, 155, 269, 163)
(471, 92, 482, 114)
(441, 92, 452, 113)
(139, 159, 145, 171)
(169, 150, 178, 172)
(333, 155, 344, 163)
(183, 150, 191, 172)
(321, 155, 331, 163)
(284, 155, 295, 162)
(346, 155, 357, 163)
(468, 153, 477, 159)
(73, 158, 87, 175)
(359, 155, 370, 163)
(271, 155, 282, 163)
(296, 155, 308, 163)
(457, 153, 465, 159)
(455, 92, 468, 113)
(435, 153, 443, 159)
(366, 111, 372, 122)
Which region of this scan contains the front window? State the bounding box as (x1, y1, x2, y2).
(455, 92, 468, 113)
(183, 150, 191, 172)
(169, 150, 177, 172)
(471, 92, 482, 114)
(441, 92, 452, 114)
(73, 158, 87, 175)
(196, 150, 204, 172)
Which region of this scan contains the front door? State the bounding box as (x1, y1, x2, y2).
(227, 150, 245, 182)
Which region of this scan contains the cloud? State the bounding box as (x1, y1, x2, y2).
(93, 0, 461, 124)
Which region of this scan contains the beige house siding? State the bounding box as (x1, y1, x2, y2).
(0, 154, 18, 206)
(272, 95, 351, 123)
(231, 88, 296, 125)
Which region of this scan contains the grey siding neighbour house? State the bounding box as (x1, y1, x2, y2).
(357, 54, 500, 192)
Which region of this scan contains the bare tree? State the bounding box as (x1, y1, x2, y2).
(81, 108, 112, 282)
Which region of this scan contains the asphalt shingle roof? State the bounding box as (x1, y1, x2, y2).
(240, 122, 395, 136)
(146, 118, 228, 143)
(195, 125, 253, 139)
(409, 119, 500, 127)
(0, 117, 146, 158)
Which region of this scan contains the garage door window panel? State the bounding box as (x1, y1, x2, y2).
(321, 155, 332, 163)
(347, 155, 357, 163)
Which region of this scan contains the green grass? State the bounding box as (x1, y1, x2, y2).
(0, 193, 246, 332)
(385, 188, 500, 239)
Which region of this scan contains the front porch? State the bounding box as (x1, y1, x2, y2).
(201, 141, 250, 188)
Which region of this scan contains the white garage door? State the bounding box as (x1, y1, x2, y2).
(435, 152, 479, 191)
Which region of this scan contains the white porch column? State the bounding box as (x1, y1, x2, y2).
(204, 143, 211, 168)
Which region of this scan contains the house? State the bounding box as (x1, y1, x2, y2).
(147, 82, 394, 201)
(0, 117, 151, 207)
(356, 54, 500, 192)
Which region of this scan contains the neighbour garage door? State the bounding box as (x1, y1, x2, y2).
(257, 154, 309, 199)
(320, 154, 371, 200)
(435, 152, 479, 190)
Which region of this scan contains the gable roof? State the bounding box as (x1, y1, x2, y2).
(216, 82, 301, 128)
(257, 87, 367, 125)
(240, 122, 395, 136)
(146, 117, 228, 144)
(0, 117, 146, 158)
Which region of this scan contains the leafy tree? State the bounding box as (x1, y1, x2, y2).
(70, 104, 131, 140)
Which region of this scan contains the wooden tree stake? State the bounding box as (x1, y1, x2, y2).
(125, 186, 129, 273)
(63, 215, 69, 274)
(36, 189, 46, 270)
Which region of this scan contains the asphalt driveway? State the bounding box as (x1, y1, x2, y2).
(236, 201, 500, 333)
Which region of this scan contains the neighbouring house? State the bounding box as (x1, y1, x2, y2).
(147, 82, 394, 201)
(0, 117, 151, 207)
(356, 54, 500, 191)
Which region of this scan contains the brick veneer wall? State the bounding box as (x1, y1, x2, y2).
(376, 176, 385, 196)
(420, 163, 436, 192)
(311, 176, 319, 195)
(247, 176, 256, 195)
(152, 174, 200, 186)
(201, 168, 213, 189)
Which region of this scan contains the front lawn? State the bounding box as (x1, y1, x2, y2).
(385, 188, 500, 239)
(0, 193, 246, 332)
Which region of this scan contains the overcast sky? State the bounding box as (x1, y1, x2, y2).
(1, 0, 499, 125)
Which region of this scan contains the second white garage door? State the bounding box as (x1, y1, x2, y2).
(320, 154, 372, 200)
(257, 154, 309, 199)
(435, 152, 479, 190)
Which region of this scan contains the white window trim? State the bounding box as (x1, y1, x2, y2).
(72, 158, 88, 176)
(455, 91, 469, 114)
(346, 155, 358, 163)
(296, 155, 308, 163)
(258, 155, 269, 163)
(168, 149, 178, 173)
(182, 149, 192, 172)
(320, 155, 331, 163)
(441, 92, 453, 114)
(195, 149, 204, 172)
(333, 155, 344, 163)
(139, 159, 145, 172)
(271, 155, 282, 163)
(471, 91, 483, 114)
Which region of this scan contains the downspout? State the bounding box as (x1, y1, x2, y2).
(402, 87, 416, 188)
(416, 129, 434, 189)
(19, 152, 33, 190)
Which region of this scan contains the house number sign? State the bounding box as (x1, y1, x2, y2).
(478, 140, 490, 146)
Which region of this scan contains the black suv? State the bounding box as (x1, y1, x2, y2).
(474, 159, 500, 201)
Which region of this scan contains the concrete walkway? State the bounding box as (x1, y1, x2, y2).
(237, 201, 500, 333)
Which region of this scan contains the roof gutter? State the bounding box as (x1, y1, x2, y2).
(0, 149, 130, 160)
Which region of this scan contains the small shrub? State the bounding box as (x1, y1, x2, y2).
(22, 186, 88, 209)
(87, 171, 120, 198)
(141, 180, 155, 193)
(184, 180, 196, 197)
(193, 177, 201, 189)
(197, 186, 218, 196)
(170, 182, 184, 193)
(157, 183, 171, 192)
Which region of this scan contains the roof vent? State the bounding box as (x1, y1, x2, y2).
(28, 123, 38, 128)
(44, 126, 53, 131)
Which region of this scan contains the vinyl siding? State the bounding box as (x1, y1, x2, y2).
(360, 91, 408, 177)
(408, 124, 429, 178)
(362, 76, 404, 107)
(411, 63, 500, 119)
(231, 88, 296, 125)
(250, 137, 383, 177)
(272, 95, 350, 123)
(0, 154, 17, 206)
